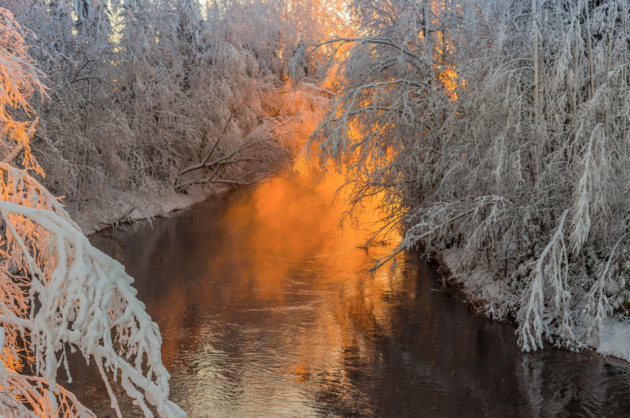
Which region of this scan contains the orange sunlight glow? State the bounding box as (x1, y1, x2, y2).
(152, 170, 405, 376)
(431, 0, 461, 101)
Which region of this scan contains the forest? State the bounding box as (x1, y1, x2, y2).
(1, 0, 630, 416)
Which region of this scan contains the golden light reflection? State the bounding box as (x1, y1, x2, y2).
(146, 166, 405, 371)
(135, 167, 415, 417)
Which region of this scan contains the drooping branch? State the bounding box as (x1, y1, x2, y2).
(1, 119, 37, 165)
(0, 195, 185, 417)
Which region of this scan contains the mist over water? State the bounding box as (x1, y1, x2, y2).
(69, 173, 630, 417)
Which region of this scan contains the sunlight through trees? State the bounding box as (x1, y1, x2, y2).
(307, 0, 630, 353)
(3, 0, 630, 415)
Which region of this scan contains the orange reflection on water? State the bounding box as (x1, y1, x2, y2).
(142, 167, 404, 363)
(81, 163, 441, 417)
(207, 168, 400, 305)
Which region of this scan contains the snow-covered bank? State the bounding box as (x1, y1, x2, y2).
(440, 248, 630, 364)
(598, 319, 630, 362)
(69, 183, 230, 236)
(441, 249, 508, 307)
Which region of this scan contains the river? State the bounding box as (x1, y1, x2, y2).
(68, 173, 630, 417)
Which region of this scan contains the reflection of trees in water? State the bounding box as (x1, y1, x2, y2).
(314, 259, 530, 416)
(517, 351, 630, 416)
(520, 355, 545, 416)
(83, 176, 630, 417)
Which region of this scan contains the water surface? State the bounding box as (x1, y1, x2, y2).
(70, 174, 630, 417)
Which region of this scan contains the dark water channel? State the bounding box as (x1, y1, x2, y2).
(70, 174, 630, 417)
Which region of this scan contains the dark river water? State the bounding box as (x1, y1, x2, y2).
(69, 173, 630, 417)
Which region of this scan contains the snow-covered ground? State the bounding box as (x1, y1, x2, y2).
(598, 319, 630, 362)
(69, 183, 229, 235)
(441, 248, 630, 363)
(442, 248, 507, 305)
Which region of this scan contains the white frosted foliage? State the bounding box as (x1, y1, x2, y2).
(309, 0, 630, 354)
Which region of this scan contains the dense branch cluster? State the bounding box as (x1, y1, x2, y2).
(309, 0, 630, 351)
(3, 0, 339, 209)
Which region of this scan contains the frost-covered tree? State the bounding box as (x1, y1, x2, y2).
(308, 0, 630, 352)
(3, 0, 120, 204)
(0, 8, 183, 416)
(2, 0, 336, 212)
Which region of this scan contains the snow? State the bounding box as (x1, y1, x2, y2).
(442, 248, 507, 305)
(0, 164, 189, 417)
(70, 183, 229, 236)
(597, 319, 630, 363)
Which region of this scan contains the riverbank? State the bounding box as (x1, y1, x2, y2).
(439, 248, 630, 364)
(69, 183, 230, 236)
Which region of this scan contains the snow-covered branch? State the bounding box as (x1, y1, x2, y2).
(309, 0, 630, 353)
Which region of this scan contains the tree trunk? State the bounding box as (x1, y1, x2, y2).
(78, 78, 93, 204)
(531, 0, 542, 186)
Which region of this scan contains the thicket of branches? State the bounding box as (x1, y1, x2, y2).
(308, 0, 630, 351)
(3, 0, 338, 208)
